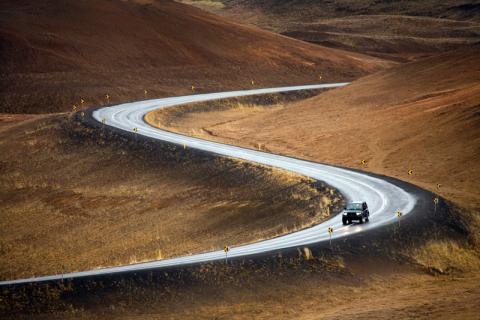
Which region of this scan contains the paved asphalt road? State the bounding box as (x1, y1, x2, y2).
(1, 83, 417, 285)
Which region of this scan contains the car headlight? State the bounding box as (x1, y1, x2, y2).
(343, 212, 347, 215)
(356, 212, 362, 215)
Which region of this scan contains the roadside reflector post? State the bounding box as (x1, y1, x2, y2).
(144, 89, 148, 98)
(396, 210, 402, 228)
(101, 118, 106, 125)
(251, 80, 255, 86)
(133, 127, 138, 142)
(360, 159, 367, 167)
(191, 85, 195, 92)
(436, 183, 441, 189)
(433, 197, 439, 212)
(80, 111, 85, 118)
(105, 94, 110, 104)
(72, 105, 77, 112)
(328, 227, 333, 246)
(224, 246, 229, 263)
(408, 169, 413, 175)
(81, 98, 85, 106)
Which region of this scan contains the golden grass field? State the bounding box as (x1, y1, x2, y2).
(0, 113, 343, 281)
(2, 1, 480, 319)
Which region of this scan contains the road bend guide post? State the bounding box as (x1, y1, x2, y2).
(433, 197, 439, 213)
(328, 227, 333, 247)
(224, 246, 229, 263)
(396, 210, 402, 229)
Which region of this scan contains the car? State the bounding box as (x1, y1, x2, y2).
(342, 201, 369, 225)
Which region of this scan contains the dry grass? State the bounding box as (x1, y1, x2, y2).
(182, 1, 480, 62)
(146, 48, 480, 275)
(0, 0, 391, 114)
(180, 0, 225, 9)
(407, 239, 480, 274)
(3, 253, 479, 320)
(0, 114, 344, 281)
(147, 47, 480, 229)
(145, 91, 322, 152)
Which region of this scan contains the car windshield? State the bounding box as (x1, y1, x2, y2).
(346, 203, 363, 210)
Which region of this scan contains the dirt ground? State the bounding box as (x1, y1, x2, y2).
(181, 1, 480, 62)
(146, 46, 480, 222)
(2, 1, 479, 318)
(3, 255, 479, 320)
(0, 0, 391, 114)
(143, 47, 480, 319)
(0, 114, 343, 281)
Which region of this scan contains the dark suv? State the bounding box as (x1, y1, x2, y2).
(342, 201, 369, 225)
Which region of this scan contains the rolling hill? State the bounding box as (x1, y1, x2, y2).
(146, 45, 480, 219)
(182, 0, 480, 61)
(0, 0, 390, 113)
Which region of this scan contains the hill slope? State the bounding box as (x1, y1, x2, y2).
(146, 46, 480, 218)
(182, 0, 480, 61)
(0, 0, 390, 113)
(216, 0, 480, 25)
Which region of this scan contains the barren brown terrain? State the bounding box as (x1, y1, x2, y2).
(0, 114, 343, 281)
(135, 45, 480, 320)
(2, 1, 480, 319)
(0, 0, 391, 114)
(282, 15, 480, 62)
(147, 47, 480, 279)
(186, 0, 480, 28)
(182, 0, 480, 61)
(3, 255, 480, 319)
(147, 46, 480, 216)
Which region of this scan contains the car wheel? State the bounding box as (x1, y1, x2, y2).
(348, 219, 351, 224)
(366, 216, 369, 222)
(342, 218, 347, 225)
(358, 217, 363, 224)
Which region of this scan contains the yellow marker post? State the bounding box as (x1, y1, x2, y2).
(191, 85, 195, 92)
(433, 197, 439, 212)
(144, 89, 148, 98)
(361, 159, 367, 166)
(101, 118, 106, 125)
(80, 111, 85, 118)
(224, 245, 230, 262)
(133, 127, 138, 134)
(105, 94, 110, 104)
(396, 210, 402, 228)
(328, 227, 333, 246)
(72, 105, 77, 112)
(251, 80, 255, 86)
(81, 99, 85, 106)
(408, 169, 413, 175)
(436, 183, 441, 189)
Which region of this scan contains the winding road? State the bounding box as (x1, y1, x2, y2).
(1, 83, 417, 286)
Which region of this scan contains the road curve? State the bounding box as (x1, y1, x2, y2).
(1, 83, 417, 286)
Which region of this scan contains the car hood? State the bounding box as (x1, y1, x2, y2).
(344, 210, 362, 213)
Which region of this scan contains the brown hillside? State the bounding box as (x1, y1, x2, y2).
(0, 0, 391, 114)
(0, 113, 342, 280)
(218, 0, 480, 24)
(147, 46, 480, 222)
(283, 15, 480, 62)
(183, 1, 480, 62)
